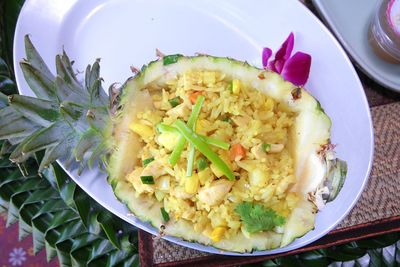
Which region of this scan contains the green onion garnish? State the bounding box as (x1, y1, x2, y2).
(186, 97, 205, 176)
(157, 123, 229, 150)
(173, 119, 235, 180)
(142, 157, 154, 167)
(169, 96, 205, 166)
(168, 97, 181, 108)
(222, 117, 232, 123)
(262, 143, 271, 152)
(160, 207, 170, 222)
(197, 157, 208, 171)
(157, 123, 177, 133)
(140, 175, 155, 184)
(227, 82, 233, 92)
(204, 136, 230, 150)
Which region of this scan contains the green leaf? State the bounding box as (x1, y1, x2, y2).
(0, 58, 9, 76)
(0, 0, 24, 74)
(235, 202, 285, 233)
(20, 61, 56, 100)
(0, 75, 16, 95)
(38, 132, 78, 172)
(326, 242, 368, 261)
(21, 121, 72, 154)
(24, 35, 55, 84)
(163, 54, 182, 65)
(9, 94, 60, 126)
(97, 211, 121, 249)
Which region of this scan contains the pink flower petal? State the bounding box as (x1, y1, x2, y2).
(262, 48, 272, 68)
(281, 51, 311, 86)
(268, 32, 294, 73)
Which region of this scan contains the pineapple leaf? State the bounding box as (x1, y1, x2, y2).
(0, 106, 40, 140)
(8, 94, 60, 126)
(55, 54, 82, 94)
(20, 61, 56, 100)
(3, 35, 111, 173)
(21, 121, 72, 154)
(0, 91, 8, 107)
(24, 35, 55, 83)
(38, 132, 78, 172)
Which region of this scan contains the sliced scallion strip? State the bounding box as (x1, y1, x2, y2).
(157, 123, 229, 150)
(222, 117, 232, 123)
(169, 96, 205, 166)
(197, 157, 208, 171)
(160, 207, 170, 222)
(156, 123, 177, 133)
(140, 175, 155, 184)
(262, 143, 271, 152)
(173, 119, 235, 180)
(204, 136, 230, 150)
(142, 157, 154, 167)
(168, 97, 181, 108)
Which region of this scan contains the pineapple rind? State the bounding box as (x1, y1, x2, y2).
(109, 55, 333, 252)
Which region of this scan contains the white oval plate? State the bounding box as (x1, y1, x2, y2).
(13, 0, 373, 256)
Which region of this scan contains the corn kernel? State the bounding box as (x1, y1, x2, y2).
(185, 174, 199, 194)
(129, 122, 154, 139)
(210, 226, 226, 242)
(232, 79, 240, 95)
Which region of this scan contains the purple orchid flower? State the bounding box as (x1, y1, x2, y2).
(262, 33, 311, 87)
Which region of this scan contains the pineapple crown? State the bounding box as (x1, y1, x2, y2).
(0, 35, 113, 173)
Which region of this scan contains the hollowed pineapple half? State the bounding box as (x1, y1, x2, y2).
(108, 55, 347, 252)
(1, 37, 346, 253)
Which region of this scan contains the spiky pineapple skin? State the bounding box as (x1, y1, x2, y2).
(108, 55, 332, 252)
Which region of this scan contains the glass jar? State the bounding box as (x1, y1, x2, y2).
(368, 0, 400, 63)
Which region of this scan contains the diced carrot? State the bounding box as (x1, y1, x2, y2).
(189, 92, 202, 104)
(230, 143, 246, 161)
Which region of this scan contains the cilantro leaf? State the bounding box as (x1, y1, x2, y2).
(234, 202, 286, 233)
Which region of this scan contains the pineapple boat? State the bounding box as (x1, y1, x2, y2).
(0, 35, 346, 253)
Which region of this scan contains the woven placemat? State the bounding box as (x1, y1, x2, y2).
(151, 102, 400, 264)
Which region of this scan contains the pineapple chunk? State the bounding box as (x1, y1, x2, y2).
(156, 175, 170, 192)
(166, 103, 189, 118)
(141, 160, 167, 178)
(231, 79, 240, 95)
(210, 226, 226, 242)
(198, 180, 234, 206)
(155, 191, 165, 201)
(156, 131, 180, 151)
(249, 167, 268, 187)
(269, 144, 284, 153)
(127, 167, 154, 195)
(185, 174, 200, 194)
(210, 163, 224, 178)
(129, 122, 154, 141)
(198, 168, 213, 185)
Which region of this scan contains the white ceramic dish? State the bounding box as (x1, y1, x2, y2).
(312, 0, 400, 92)
(13, 0, 373, 256)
